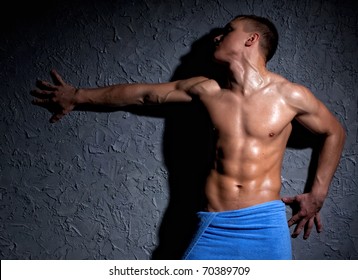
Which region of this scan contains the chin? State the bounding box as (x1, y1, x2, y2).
(213, 53, 228, 65)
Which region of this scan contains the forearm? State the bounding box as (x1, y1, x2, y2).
(310, 125, 346, 201)
(75, 84, 150, 108)
(74, 81, 193, 108)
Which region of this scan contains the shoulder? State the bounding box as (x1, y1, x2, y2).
(274, 76, 320, 115)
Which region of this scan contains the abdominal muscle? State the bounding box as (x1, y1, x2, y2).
(204, 140, 285, 212)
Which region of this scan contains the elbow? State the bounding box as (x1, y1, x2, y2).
(139, 94, 149, 105)
(323, 122, 346, 151)
(141, 92, 158, 105)
(141, 90, 168, 105)
(332, 123, 346, 149)
(336, 121, 346, 143)
(340, 125, 346, 146)
(338, 127, 346, 156)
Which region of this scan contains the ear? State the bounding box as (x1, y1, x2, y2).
(245, 33, 260, 46)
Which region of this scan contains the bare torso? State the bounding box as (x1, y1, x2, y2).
(191, 73, 297, 212)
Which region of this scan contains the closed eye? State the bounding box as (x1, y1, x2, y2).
(222, 24, 233, 36)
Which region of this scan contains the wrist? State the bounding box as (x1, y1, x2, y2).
(309, 188, 327, 205)
(74, 88, 85, 105)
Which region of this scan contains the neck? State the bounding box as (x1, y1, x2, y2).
(227, 56, 268, 95)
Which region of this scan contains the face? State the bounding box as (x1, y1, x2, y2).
(213, 18, 249, 63)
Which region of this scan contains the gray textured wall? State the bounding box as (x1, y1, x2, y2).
(1, 0, 357, 260)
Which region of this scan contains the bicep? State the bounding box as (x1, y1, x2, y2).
(138, 82, 190, 104)
(142, 76, 210, 104)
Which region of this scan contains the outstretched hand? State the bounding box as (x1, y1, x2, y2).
(282, 193, 323, 239)
(31, 69, 78, 123)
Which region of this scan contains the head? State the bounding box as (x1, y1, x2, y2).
(214, 15, 279, 64)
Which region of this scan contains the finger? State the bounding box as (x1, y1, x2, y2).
(32, 98, 52, 106)
(287, 213, 301, 227)
(31, 99, 59, 114)
(50, 69, 65, 86)
(315, 213, 323, 233)
(291, 218, 307, 238)
(30, 89, 54, 98)
(281, 196, 296, 205)
(303, 217, 315, 239)
(36, 80, 56, 90)
(50, 112, 65, 123)
(49, 107, 72, 123)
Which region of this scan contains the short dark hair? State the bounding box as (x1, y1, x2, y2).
(234, 15, 279, 62)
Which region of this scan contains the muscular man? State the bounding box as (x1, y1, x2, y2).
(31, 15, 345, 259)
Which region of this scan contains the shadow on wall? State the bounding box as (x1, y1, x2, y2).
(138, 28, 227, 259)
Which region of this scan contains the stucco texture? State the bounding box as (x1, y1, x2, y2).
(0, 0, 357, 259)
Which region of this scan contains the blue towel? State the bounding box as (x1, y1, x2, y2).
(183, 200, 292, 260)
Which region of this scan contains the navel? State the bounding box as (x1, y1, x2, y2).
(269, 132, 275, 137)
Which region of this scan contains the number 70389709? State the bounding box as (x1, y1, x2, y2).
(201, 266, 250, 276)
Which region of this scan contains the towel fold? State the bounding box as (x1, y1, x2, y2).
(183, 200, 292, 260)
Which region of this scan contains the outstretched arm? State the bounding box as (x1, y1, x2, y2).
(31, 69, 208, 122)
(282, 85, 346, 239)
